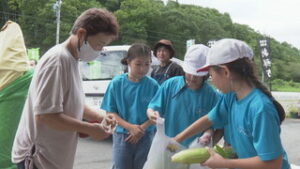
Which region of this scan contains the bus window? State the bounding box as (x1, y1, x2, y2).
(80, 50, 127, 81)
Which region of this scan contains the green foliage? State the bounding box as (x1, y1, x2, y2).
(272, 79, 300, 92)
(102, 0, 122, 11)
(287, 104, 300, 119)
(0, 0, 102, 53)
(115, 0, 161, 45)
(1, 0, 300, 83)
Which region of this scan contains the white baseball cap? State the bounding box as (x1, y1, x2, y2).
(197, 38, 253, 72)
(182, 44, 209, 76)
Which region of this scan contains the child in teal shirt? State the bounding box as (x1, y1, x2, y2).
(175, 39, 290, 169)
(101, 43, 159, 169)
(147, 44, 220, 147)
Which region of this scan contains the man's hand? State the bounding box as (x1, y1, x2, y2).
(87, 122, 111, 140)
(101, 114, 117, 133)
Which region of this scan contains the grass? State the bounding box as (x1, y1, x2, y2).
(272, 87, 300, 92)
(271, 79, 300, 92)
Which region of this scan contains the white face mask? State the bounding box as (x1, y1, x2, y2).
(77, 41, 99, 62)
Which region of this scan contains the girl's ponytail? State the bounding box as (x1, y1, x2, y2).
(249, 73, 285, 123)
(226, 58, 285, 124)
(121, 57, 128, 65)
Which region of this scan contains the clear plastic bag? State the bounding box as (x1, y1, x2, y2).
(143, 118, 189, 169)
(188, 137, 211, 169)
(188, 137, 228, 169)
(100, 114, 117, 133)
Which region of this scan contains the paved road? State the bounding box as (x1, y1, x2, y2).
(272, 92, 300, 112)
(74, 118, 300, 169)
(281, 119, 300, 165)
(74, 137, 112, 169)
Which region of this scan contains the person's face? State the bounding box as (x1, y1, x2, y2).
(128, 56, 151, 80)
(77, 29, 115, 51)
(209, 67, 231, 93)
(185, 73, 204, 90)
(156, 46, 171, 63)
(85, 32, 115, 51)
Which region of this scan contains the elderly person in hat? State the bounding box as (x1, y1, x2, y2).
(151, 39, 184, 84)
(147, 44, 220, 147)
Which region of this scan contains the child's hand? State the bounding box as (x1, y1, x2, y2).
(199, 132, 212, 146)
(147, 110, 160, 124)
(202, 148, 227, 168)
(125, 124, 144, 144)
(125, 133, 143, 144)
(172, 134, 183, 143)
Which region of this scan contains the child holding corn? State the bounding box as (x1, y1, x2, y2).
(174, 39, 290, 169)
(147, 44, 220, 147)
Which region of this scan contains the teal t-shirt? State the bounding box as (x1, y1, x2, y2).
(101, 74, 159, 133)
(208, 88, 290, 169)
(148, 76, 220, 146)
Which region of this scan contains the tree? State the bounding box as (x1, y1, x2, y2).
(115, 0, 161, 45)
(9, 0, 102, 53)
(2, 0, 300, 83)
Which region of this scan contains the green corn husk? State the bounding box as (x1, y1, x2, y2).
(171, 148, 210, 164)
(214, 145, 237, 159)
(171, 145, 237, 164)
(213, 145, 227, 158)
(223, 147, 238, 159)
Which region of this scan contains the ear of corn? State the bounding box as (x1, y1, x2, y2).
(171, 145, 237, 164)
(166, 143, 179, 153)
(223, 147, 237, 159)
(214, 145, 237, 159)
(171, 148, 210, 164)
(213, 144, 227, 158)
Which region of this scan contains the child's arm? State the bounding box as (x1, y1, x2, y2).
(203, 153, 282, 169)
(140, 120, 153, 130)
(174, 115, 212, 143)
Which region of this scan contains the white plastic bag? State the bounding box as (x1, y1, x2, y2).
(291, 164, 300, 169)
(143, 118, 189, 169)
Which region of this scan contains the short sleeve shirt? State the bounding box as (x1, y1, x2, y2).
(208, 89, 290, 169)
(12, 43, 85, 169)
(151, 61, 184, 84)
(148, 76, 220, 146)
(101, 74, 159, 133)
